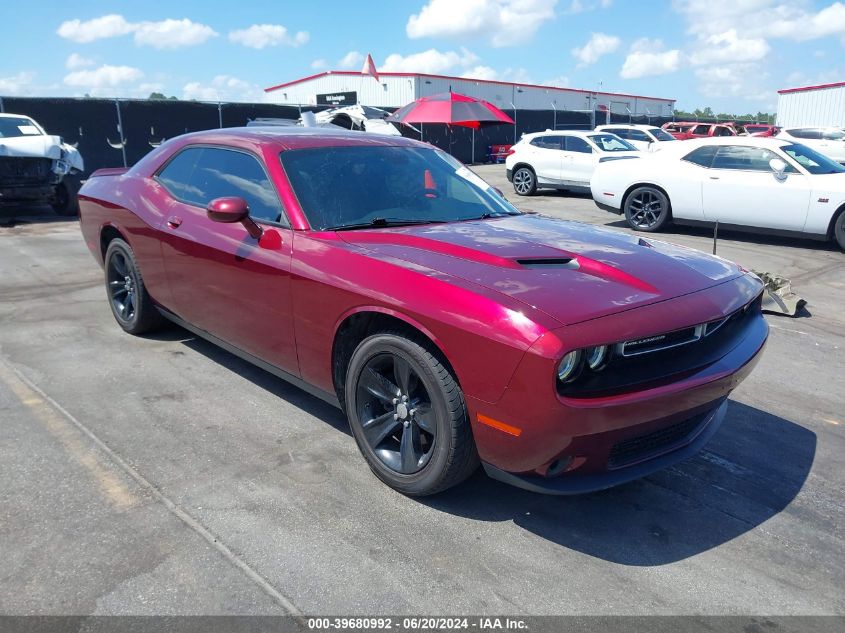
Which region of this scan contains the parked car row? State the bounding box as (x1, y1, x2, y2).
(505, 127, 845, 250)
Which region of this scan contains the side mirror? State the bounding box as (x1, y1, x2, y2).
(207, 197, 263, 239)
(769, 158, 788, 180)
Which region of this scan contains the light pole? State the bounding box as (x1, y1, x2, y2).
(551, 101, 557, 130)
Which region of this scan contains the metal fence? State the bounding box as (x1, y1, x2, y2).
(0, 96, 676, 172)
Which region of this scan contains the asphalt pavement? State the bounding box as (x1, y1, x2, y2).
(0, 175, 843, 616)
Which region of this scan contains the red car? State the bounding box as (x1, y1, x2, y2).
(662, 121, 738, 140)
(78, 128, 767, 496)
(743, 124, 780, 137)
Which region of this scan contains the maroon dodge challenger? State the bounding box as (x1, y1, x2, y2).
(79, 127, 767, 496)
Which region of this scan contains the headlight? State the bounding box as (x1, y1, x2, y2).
(557, 350, 583, 383)
(586, 345, 608, 371)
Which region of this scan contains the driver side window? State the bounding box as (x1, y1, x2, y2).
(158, 146, 287, 225)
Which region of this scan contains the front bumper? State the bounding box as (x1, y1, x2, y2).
(0, 184, 56, 206)
(468, 278, 768, 494)
(483, 400, 726, 494)
(594, 200, 621, 214)
(506, 168, 513, 182)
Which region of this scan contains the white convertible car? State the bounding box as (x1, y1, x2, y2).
(591, 137, 845, 249)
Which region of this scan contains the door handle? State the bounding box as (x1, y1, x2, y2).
(709, 176, 720, 180)
(166, 216, 182, 228)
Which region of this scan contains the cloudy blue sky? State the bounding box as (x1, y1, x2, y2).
(1, 0, 844, 113)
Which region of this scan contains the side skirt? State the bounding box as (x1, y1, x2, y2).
(673, 218, 828, 242)
(157, 307, 341, 409)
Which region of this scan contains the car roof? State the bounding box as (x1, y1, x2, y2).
(0, 113, 35, 120)
(595, 124, 659, 130)
(522, 129, 596, 139)
(654, 136, 790, 155)
(169, 126, 426, 151)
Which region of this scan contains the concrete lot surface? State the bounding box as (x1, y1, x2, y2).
(0, 171, 843, 615)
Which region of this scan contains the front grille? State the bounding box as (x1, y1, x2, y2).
(607, 410, 710, 469)
(0, 157, 52, 186)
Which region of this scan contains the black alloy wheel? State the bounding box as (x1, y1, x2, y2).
(345, 333, 478, 495)
(104, 238, 163, 335)
(355, 352, 436, 474)
(624, 186, 670, 232)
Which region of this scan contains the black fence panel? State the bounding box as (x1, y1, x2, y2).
(118, 100, 220, 166)
(1, 97, 653, 172)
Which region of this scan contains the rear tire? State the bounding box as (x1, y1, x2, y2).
(833, 210, 845, 251)
(104, 238, 164, 335)
(512, 167, 537, 196)
(344, 332, 478, 496)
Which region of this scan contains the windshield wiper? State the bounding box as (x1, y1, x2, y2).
(330, 217, 447, 231)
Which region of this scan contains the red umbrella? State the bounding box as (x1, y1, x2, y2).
(386, 91, 514, 128)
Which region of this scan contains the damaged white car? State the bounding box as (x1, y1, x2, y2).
(0, 113, 84, 216)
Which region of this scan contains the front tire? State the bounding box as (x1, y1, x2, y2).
(51, 182, 78, 217)
(104, 238, 163, 335)
(512, 166, 537, 196)
(345, 333, 478, 496)
(624, 186, 670, 232)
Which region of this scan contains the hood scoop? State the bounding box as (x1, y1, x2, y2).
(515, 257, 579, 269)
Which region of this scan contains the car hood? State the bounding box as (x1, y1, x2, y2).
(339, 214, 744, 326)
(0, 134, 84, 171)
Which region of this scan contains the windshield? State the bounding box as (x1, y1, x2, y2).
(781, 143, 845, 175)
(587, 134, 637, 152)
(0, 117, 42, 139)
(649, 128, 676, 141)
(280, 146, 521, 230)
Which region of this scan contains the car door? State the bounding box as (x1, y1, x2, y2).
(701, 145, 811, 231)
(560, 135, 596, 186)
(527, 135, 564, 184)
(625, 128, 651, 151)
(155, 145, 299, 375)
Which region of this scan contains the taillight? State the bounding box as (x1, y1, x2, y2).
(505, 149, 516, 156)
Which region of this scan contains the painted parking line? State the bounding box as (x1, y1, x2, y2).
(0, 356, 303, 617)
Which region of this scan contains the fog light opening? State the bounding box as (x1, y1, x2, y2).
(545, 456, 573, 477)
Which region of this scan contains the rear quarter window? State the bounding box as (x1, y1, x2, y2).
(682, 145, 718, 167)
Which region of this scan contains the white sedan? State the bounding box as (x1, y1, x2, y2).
(591, 136, 845, 250)
(775, 127, 845, 164)
(505, 130, 639, 195)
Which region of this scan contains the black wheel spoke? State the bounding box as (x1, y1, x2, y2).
(359, 367, 399, 405)
(112, 255, 127, 278)
(393, 356, 415, 396)
(399, 423, 422, 473)
(362, 411, 401, 447)
(413, 403, 435, 434)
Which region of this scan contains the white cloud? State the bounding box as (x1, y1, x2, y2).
(63, 64, 144, 95)
(57, 14, 135, 43)
(134, 19, 217, 49)
(381, 48, 479, 74)
(57, 14, 216, 49)
(694, 63, 771, 100)
(182, 75, 266, 102)
(674, 0, 845, 41)
(228, 24, 309, 49)
(406, 0, 557, 47)
(543, 75, 570, 87)
(66, 53, 95, 70)
(688, 29, 769, 65)
(461, 65, 499, 80)
(338, 51, 364, 69)
(0, 71, 35, 95)
(565, 0, 612, 13)
(310, 58, 328, 69)
(572, 32, 620, 67)
(620, 38, 681, 79)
